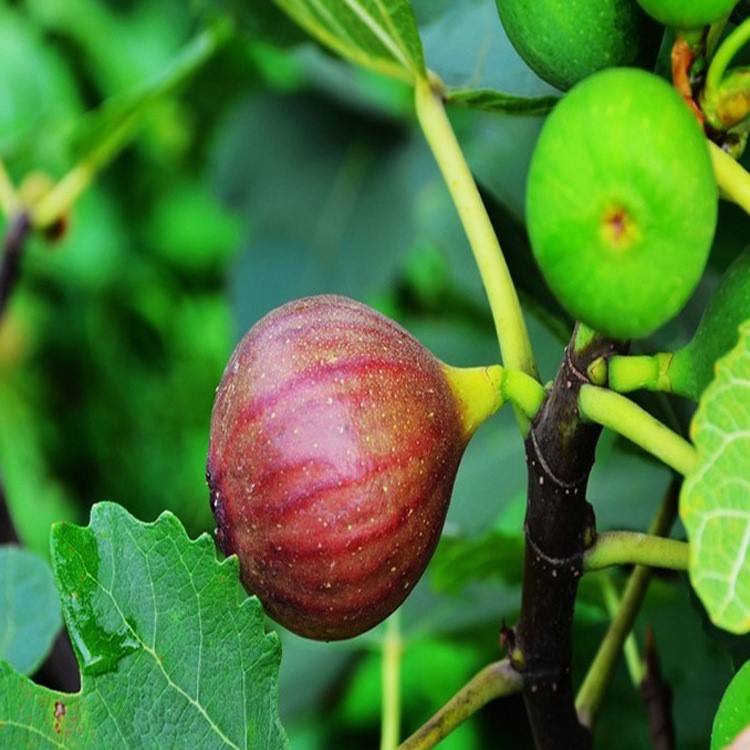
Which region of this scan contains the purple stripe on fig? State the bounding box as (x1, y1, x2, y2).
(207, 294, 500, 640)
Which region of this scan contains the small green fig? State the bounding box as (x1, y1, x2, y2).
(670, 248, 750, 400)
(526, 67, 718, 340)
(495, 0, 662, 91)
(635, 0, 737, 30)
(206, 295, 502, 640)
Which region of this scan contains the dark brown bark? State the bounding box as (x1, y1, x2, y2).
(513, 327, 628, 749)
(640, 628, 676, 750)
(0, 212, 31, 317)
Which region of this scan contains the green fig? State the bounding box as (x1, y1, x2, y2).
(526, 67, 718, 340)
(635, 0, 737, 30)
(496, 0, 663, 91)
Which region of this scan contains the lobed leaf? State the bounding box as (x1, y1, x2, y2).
(0, 546, 62, 675)
(681, 322, 750, 634)
(272, 0, 425, 83)
(0, 502, 289, 749)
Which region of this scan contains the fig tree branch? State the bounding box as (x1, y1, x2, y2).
(397, 659, 522, 750)
(0, 212, 32, 318)
(577, 385, 698, 476)
(414, 73, 539, 428)
(514, 328, 627, 749)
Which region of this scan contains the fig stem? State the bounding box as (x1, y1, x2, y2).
(605, 353, 674, 394)
(709, 139, 750, 214)
(501, 367, 547, 422)
(583, 531, 689, 572)
(705, 16, 750, 96)
(577, 385, 698, 476)
(397, 659, 523, 750)
(31, 18, 233, 230)
(599, 575, 643, 687)
(576, 479, 679, 727)
(381, 612, 403, 750)
(414, 74, 539, 433)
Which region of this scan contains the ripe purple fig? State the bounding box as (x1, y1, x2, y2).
(207, 294, 502, 640)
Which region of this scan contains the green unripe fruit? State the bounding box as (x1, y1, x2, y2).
(495, 0, 663, 91)
(526, 67, 718, 340)
(670, 249, 750, 399)
(635, 0, 737, 30)
(206, 295, 503, 640)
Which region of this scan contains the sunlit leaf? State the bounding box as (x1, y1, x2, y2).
(681, 322, 750, 634)
(0, 503, 289, 749)
(0, 546, 62, 675)
(272, 0, 425, 83)
(711, 659, 750, 750)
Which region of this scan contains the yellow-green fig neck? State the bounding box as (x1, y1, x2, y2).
(440, 363, 505, 439)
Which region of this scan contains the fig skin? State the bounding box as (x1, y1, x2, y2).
(207, 295, 474, 641)
(496, 0, 662, 92)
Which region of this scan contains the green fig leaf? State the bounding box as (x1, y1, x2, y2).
(68, 18, 232, 162)
(445, 87, 558, 116)
(0, 546, 62, 675)
(0, 502, 289, 749)
(711, 659, 750, 750)
(681, 322, 750, 634)
(430, 529, 525, 594)
(671, 247, 750, 401)
(271, 0, 425, 83)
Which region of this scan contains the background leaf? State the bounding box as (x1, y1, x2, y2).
(711, 659, 750, 750)
(0, 503, 289, 749)
(0, 545, 62, 675)
(272, 0, 425, 82)
(681, 321, 750, 634)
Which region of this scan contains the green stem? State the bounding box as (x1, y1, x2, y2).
(710, 140, 750, 215)
(576, 480, 679, 726)
(584, 532, 689, 572)
(413, 74, 538, 428)
(397, 659, 522, 750)
(606, 353, 674, 394)
(600, 575, 644, 687)
(31, 18, 232, 230)
(578, 385, 698, 476)
(705, 16, 750, 93)
(381, 611, 402, 750)
(501, 368, 547, 422)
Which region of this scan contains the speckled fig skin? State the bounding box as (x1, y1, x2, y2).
(207, 295, 469, 640)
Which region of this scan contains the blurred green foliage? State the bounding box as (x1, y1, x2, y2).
(0, 0, 744, 747)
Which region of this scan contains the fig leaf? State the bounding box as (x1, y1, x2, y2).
(681, 322, 750, 634)
(0, 546, 62, 676)
(670, 247, 750, 401)
(0, 502, 289, 749)
(272, 0, 425, 83)
(711, 659, 750, 750)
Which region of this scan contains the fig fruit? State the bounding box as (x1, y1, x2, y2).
(635, 0, 737, 30)
(495, 0, 662, 92)
(526, 67, 718, 340)
(207, 295, 502, 640)
(669, 248, 750, 400)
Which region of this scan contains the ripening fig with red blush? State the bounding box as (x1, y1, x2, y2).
(207, 295, 502, 640)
